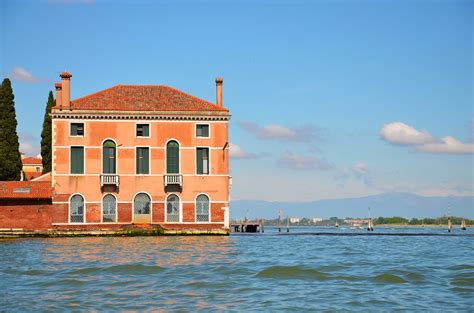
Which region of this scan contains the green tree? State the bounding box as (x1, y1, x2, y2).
(0, 79, 22, 180)
(41, 91, 54, 173)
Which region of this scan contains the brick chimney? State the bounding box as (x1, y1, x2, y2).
(215, 77, 223, 107)
(55, 83, 62, 110)
(60, 72, 72, 110)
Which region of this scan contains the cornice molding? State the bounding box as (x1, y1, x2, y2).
(50, 112, 231, 121)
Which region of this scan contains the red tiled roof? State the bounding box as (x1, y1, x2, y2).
(22, 157, 42, 165)
(24, 172, 43, 181)
(70, 85, 228, 112)
(31, 172, 52, 182)
(0, 181, 52, 199)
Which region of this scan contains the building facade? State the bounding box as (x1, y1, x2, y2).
(21, 157, 43, 181)
(49, 73, 231, 230)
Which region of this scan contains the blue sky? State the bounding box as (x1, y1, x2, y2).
(1, 0, 472, 201)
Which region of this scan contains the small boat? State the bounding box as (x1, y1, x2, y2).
(461, 218, 467, 231)
(335, 221, 339, 228)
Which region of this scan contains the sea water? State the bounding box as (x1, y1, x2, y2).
(1, 227, 473, 311)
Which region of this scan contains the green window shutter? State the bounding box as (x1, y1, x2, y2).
(142, 148, 149, 174)
(202, 125, 209, 137)
(103, 141, 116, 174)
(71, 147, 84, 174)
(196, 148, 203, 174)
(196, 125, 209, 137)
(70, 123, 77, 136)
(166, 141, 179, 173)
(196, 148, 209, 174)
(136, 147, 149, 174)
(143, 125, 149, 137)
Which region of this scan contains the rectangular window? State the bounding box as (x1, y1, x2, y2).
(196, 148, 209, 175)
(136, 124, 149, 137)
(71, 147, 84, 174)
(196, 124, 209, 138)
(70, 123, 84, 136)
(136, 147, 149, 174)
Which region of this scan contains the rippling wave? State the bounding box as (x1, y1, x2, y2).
(0, 227, 473, 311)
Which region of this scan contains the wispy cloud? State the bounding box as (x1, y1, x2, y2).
(334, 162, 373, 187)
(229, 143, 267, 160)
(277, 150, 332, 171)
(238, 121, 324, 143)
(8, 67, 48, 84)
(19, 133, 40, 156)
(380, 122, 474, 154)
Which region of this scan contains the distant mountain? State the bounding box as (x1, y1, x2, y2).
(230, 192, 474, 219)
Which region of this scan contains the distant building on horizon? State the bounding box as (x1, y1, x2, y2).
(290, 217, 301, 223)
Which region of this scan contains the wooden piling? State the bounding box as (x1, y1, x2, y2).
(286, 215, 289, 233)
(262, 218, 265, 233)
(278, 209, 282, 233)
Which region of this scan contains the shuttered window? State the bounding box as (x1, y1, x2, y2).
(196, 124, 209, 137)
(136, 124, 149, 137)
(70, 123, 84, 136)
(102, 140, 116, 174)
(70, 147, 84, 174)
(196, 148, 209, 175)
(166, 141, 179, 174)
(136, 147, 149, 174)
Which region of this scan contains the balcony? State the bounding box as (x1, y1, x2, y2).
(100, 174, 119, 187)
(164, 174, 182, 187)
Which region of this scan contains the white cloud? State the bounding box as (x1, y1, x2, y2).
(277, 150, 332, 171)
(380, 122, 473, 154)
(8, 67, 47, 84)
(229, 143, 266, 160)
(238, 121, 323, 143)
(416, 136, 474, 154)
(379, 122, 437, 145)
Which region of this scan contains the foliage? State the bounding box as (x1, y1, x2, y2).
(41, 91, 54, 173)
(0, 79, 22, 181)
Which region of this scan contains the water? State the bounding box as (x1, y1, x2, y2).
(1, 227, 473, 311)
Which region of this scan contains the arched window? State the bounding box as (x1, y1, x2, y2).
(102, 140, 116, 174)
(102, 194, 116, 222)
(70, 194, 84, 223)
(196, 194, 210, 222)
(166, 141, 179, 174)
(166, 194, 180, 222)
(134, 193, 151, 215)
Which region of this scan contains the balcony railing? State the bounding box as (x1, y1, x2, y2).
(101, 174, 119, 187)
(164, 174, 182, 187)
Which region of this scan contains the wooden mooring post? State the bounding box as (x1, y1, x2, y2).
(278, 209, 282, 233)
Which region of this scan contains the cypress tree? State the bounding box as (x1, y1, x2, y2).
(41, 91, 54, 173)
(0, 78, 22, 181)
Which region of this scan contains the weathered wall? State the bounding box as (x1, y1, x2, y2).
(0, 200, 53, 230)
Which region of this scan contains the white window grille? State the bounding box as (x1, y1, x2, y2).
(196, 194, 210, 222)
(102, 194, 116, 222)
(70, 194, 84, 223)
(166, 194, 180, 222)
